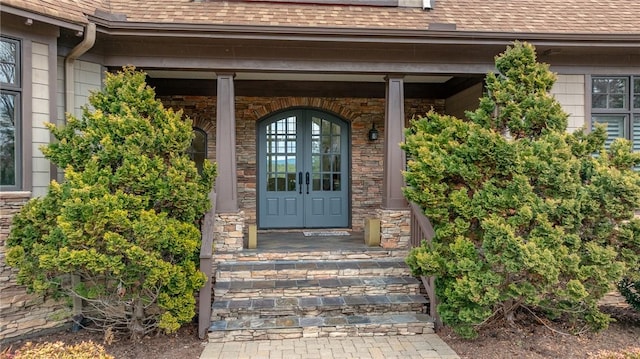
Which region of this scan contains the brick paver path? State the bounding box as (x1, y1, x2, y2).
(200, 334, 460, 359)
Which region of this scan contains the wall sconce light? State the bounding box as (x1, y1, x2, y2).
(368, 123, 379, 141)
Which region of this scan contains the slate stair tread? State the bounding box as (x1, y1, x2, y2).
(212, 294, 427, 311)
(210, 313, 433, 331)
(217, 259, 408, 272)
(214, 276, 420, 291)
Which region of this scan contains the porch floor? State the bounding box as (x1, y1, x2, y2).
(252, 231, 382, 252)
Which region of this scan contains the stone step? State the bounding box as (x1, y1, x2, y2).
(211, 294, 427, 320)
(214, 249, 410, 263)
(215, 259, 412, 281)
(208, 313, 434, 342)
(214, 276, 421, 299)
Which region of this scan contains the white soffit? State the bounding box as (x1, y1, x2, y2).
(145, 70, 452, 83)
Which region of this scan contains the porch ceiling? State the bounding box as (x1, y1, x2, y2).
(146, 74, 482, 99)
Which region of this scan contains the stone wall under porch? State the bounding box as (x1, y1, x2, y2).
(0, 193, 70, 343)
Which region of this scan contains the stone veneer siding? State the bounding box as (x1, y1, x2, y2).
(214, 211, 246, 252)
(0, 193, 70, 343)
(377, 209, 411, 249)
(162, 95, 442, 238)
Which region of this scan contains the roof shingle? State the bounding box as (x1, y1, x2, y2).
(1, 0, 639, 34)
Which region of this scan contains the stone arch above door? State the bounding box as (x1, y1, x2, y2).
(248, 98, 356, 123)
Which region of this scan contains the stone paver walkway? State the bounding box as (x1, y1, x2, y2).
(200, 334, 459, 359)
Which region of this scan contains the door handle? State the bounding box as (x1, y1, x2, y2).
(298, 172, 303, 194)
(305, 172, 310, 194)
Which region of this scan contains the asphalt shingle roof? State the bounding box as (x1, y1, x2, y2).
(2, 0, 639, 34)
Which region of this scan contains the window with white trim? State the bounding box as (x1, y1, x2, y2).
(0, 37, 21, 190)
(591, 76, 640, 151)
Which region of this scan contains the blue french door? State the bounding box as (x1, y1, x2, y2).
(258, 109, 349, 229)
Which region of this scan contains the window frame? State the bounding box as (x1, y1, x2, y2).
(590, 75, 640, 150)
(0, 36, 22, 191)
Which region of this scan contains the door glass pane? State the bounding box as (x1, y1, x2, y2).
(267, 173, 276, 191)
(312, 118, 321, 135)
(332, 155, 341, 172)
(287, 172, 296, 191)
(0, 92, 16, 186)
(286, 155, 296, 172)
(266, 116, 297, 192)
(313, 173, 321, 191)
(320, 119, 327, 135)
(312, 155, 320, 172)
(310, 115, 343, 193)
(322, 173, 331, 190)
(275, 176, 285, 191)
(321, 133, 331, 153)
(322, 154, 332, 171)
(333, 174, 341, 191)
(331, 136, 340, 153)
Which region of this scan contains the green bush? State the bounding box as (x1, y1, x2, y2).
(402, 42, 640, 338)
(5, 341, 114, 359)
(6, 67, 216, 338)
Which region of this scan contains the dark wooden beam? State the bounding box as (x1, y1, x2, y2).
(148, 78, 217, 96)
(146, 78, 483, 99)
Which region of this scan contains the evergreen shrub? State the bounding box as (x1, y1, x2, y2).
(402, 42, 640, 338)
(6, 67, 216, 337)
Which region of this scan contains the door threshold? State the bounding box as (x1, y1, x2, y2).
(258, 228, 353, 233)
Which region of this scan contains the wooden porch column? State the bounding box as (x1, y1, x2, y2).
(383, 75, 408, 209)
(215, 73, 238, 212)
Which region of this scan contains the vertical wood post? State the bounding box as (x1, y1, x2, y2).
(215, 73, 238, 212)
(383, 75, 408, 209)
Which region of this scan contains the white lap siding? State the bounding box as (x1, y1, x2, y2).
(31, 42, 50, 197)
(551, 74, 586, 133)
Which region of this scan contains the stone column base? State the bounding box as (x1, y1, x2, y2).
(376, 208, 411, 249)
(214, 211, 245, 252)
